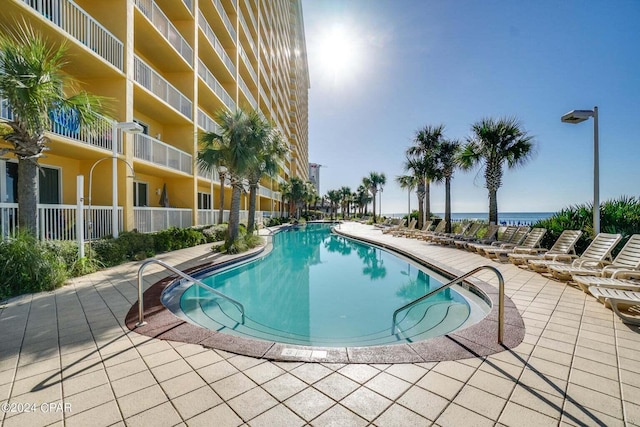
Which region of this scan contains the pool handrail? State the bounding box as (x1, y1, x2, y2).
(391, 265, 505, 344)
(136, 258, 245, 327)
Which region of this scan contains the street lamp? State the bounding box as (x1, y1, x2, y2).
(561, 106, 599, 235)
(112, 121, 143, 238)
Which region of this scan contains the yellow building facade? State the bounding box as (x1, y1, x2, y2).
(0, 0, 309, 236)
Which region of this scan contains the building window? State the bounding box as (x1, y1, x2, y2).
(2, 161, 60, 204)
(133, 181, 148, 207)
(198, 192, 211, 209)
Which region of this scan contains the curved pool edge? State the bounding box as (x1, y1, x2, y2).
(125, 227, 525, 363)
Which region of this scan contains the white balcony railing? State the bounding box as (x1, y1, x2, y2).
(238, 76, 257, 108)
(0, 203, 121, 241)
(197, 108, 222, 134)
(210, 0, 236, 41)
(182, 0, 193, 13)
(243, 0, 257, 32)
(258, 84, 268, 103)
(198, 59, 236, 111)
(1, 98, 121, 153)
(239, 46, 257, 83)
(134, 56, 193, 119)
(134, 207, 192, 233)
(133, 133, 192, 174)
(135, 0, 193, 66)
(22, 0, 124, 71)
(239, 12, 256, 55)
(198, 11, 236, 75)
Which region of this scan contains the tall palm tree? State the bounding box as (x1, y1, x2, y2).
(287, 176, 307, 219)
(365, 172, 386, 223)
(403, 156, 427, 229)
(0, 25, 108, 235)
(459, 117, 536, 225)
(326, 189, 341, 220)
(339, 186, 352, 219)
(355, 185, 371, 217)
(245, 112, 286, 232)
(278, 180, 291, 218)
(199, 108, 258, 244)
(396, 174, 419, 222)
(406, 125, 446, 227)
(436, 139, 462, 233)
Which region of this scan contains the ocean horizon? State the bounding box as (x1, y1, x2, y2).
(385, 212, 554, 225)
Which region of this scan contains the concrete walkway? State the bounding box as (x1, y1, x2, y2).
(1, 222, 639, 426)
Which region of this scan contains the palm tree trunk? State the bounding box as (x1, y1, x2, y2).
(227, 179, 243, 244)
(416, 181, 425, 229)
(18, 159, 39, 236)
(424, 179, 431, 223)
(444, 176, 452, 233)
(489, 188, 498, 225)
(371, 190, 377, 223)
(247, 182, 258, 232)
(218, 175, 225, 225)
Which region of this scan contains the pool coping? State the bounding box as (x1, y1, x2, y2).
(125, 225, 525, 363)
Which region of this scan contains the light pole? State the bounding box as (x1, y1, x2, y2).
(217, 166, 227, 224)
(561, 106, 599, 235)
(112, 121, 143, 238)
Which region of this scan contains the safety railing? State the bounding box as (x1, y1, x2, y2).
(136, 259, 244, 327)
(198, 10, 236, 75)
(197, 108, 222, 134)
(239, 76, 257, 108)
(391, 265, 505, 344)
(198, 59, 236, 111)
(133, 133, 192, 174)
(210, 0, 236, 41)
(133, 207, 192, 233)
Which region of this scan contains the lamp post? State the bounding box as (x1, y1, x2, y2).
(217, 166, 227, 224)
(561, 107, 599, 235)
(112, 121, 143, 238)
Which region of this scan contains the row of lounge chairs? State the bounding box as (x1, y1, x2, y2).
(376, 219, 640, 326)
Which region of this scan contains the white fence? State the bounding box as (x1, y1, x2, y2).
(133, 207, 192, 233)
(133, 133, 192, 174)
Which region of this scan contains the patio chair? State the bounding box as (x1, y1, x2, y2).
(374, 218, 393, 229)
(507, 230, 582, 266)
(573, 272, 640, 293)
(548, 234, 640, 281)
(467, 225, 520, 254)
(392, 218, 417, 236)
(419, 220, 448, 241)
(483, 228, 547, 261)
(527, 233, 622, 274)
(588, 286, 640, 325)
(476, 226, 530, 256)
(437, 222, 483, 246)
(381, 219, 406, 234)
(454, 224, 499, 249)
(430, 222, 473, 244)
(403, 220, 433, 238)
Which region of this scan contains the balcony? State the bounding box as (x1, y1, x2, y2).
(182, 0, 193, 13)
(1, 98, 120, 153)
(135, 0, 193, 66)
(21, 0, 124, 71)
(198, 11, 236, 76)
(242, 0, 257, 34)
(198, 60, 236, 112)
(134, 56, 193, 119)
(197, 108, 222, 134)
(209, 0, 236, 41)
(239, 46, 257, 83)
(239, 76, 257, 109)
(133, 133, 192, 174)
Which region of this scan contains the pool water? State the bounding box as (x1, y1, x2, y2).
(167, 223, 489, 347)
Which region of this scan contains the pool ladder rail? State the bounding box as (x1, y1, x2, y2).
(392, 265, 505, 344)
(135, 259, 245, 328)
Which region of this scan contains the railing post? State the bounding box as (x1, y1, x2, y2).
(76, 175, 85, 258)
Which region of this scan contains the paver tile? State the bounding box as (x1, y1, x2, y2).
(397, 386, 448, 421)
(228, 386, 278, 421)
(171, 385, 222, 420)
(436, 403, 495, 427)
(310, 404, 368, 427)
(375, 403, 431, 427)
(340, 386, 391, 421)
(284, 387, 334, 421)
(364, 371, 410, 400)
(313, 372, 359, 401)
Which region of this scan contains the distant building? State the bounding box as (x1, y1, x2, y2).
(309, 163, 321, 193)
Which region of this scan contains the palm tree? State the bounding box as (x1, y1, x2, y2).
(403, 156, 428, 229)
(339, 186, 352, 219)
(355, 185, 371, 217)
(199, 108, 258, 244)
(365, 172, 386, 223)
(396, 174, 419, 222)
(0, 26, 108, 236)
(287, 176, 307, 219)
(245, 112, 286, 232)
(459, 117, 536, 225)
(406, 125, 446, 228)
(436, 139, 461, 233)
(326, 189, 341, 220)
(278, 180, 291, 218)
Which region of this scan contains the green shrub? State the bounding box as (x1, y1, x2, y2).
(0, 232, 67, 301)
(116, 231, 155, 259)
(43, 240, 79, 267)
(202, 224, 227, 242)
(70, 256, 103, 276)
(92, 238, 125, 267)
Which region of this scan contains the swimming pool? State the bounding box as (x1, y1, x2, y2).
(162, 223, 490, 347)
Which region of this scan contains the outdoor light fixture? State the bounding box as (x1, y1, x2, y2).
(561, 107, 599, 235)
(115, 121, 144, 133)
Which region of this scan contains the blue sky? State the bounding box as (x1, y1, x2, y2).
(301, 0, 640, 215)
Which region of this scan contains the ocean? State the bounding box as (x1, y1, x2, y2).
(387, 212, 554, 226)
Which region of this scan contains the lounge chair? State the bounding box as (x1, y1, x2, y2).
(381, 219, 406, 234)
(483, 228, 547, 261)
(430, 222, 473, 244)
(527, 233, 622, 274)
(573, 273, 640, 293)
(468, 225, 523, 254)
(465, 225, 517, 252)
(420, 220, 448, 241)
(392, 218, 417, 236)
(437, 222, 483, 246)
(548, 234, 640, 281)
(454, 224, 499, 249)
(588, 286, 640, 325)
(508, 230, 582, 266)
(403, 220, 433, 238)
(476, 226, 530, 256)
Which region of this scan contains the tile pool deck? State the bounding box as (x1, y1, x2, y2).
(0, 222, 638, 426)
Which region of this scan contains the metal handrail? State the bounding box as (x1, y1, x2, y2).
(136, 259, 245, 327)
(392, 265, 505, 344)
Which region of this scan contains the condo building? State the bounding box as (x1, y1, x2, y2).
(0, 0, 309, 238)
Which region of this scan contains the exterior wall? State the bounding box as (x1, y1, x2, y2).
(0, 0, 308, 233)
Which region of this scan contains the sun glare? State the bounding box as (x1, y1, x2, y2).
(318, 24, 361, 80)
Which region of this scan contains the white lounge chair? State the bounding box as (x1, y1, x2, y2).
(403, 220, 433, 238)
(436, 222, 482, 246)
(574, 274, 640, 293)
(419, 220, 447, 241)
(454, 224, 499, 249)
(508, 229, 582, 266)
(588, 286, 640, 325)
(528, 233, 622, 274)
(483, 228, 547, 261)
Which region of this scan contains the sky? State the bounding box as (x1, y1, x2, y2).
(300, 0, 640, 215)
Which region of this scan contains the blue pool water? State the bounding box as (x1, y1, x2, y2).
(168, 223, 489, 347)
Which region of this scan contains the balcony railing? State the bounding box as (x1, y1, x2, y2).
(133, 133, 192, 174)
(182, 0, 193, 13)
(210, 0, 236, 41)
(134, 207, 192, 233)
(239, 76, 257, 108)
(243, 0, 257, 33)
(198, 59, 236, 112)
(239, 12, 256, 55)
(0, 203, 121, 241)
(134, 56, 193, 119)
(198, 11, 236, 75)
(135, 0, 193, 66)
(1, 98, 121, 153)
(197, 108, 222, 134)
(239, 46, 257, 83)
(22, 0, 124, 71)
